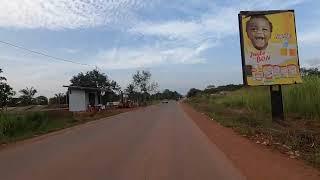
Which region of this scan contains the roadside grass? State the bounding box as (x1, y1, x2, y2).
(187, 76, 320, 168)
(0, 109, 124, 144)
(219, 75, 320, 120)
(283, 76, 320, 119)
(0, 111, 66, 143)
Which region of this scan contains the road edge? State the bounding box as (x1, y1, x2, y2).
(180, 102, 320, 180)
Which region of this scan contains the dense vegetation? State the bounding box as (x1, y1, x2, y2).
(0, 69, 15, 109)
(151, 89, 183, 101)
(186, 84, 243, 98)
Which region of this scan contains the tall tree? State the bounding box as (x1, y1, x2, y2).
(0, 68, 15, 109)
(125, 83, 138, 102)
(70, 69, 120, 103)
(55, 93, 65, 106)
(132, 70, 158, 104)
(186, 88, 201, 98)
(132, 70, 158, 94)
(7, 97, 19, 107)
(35, 96, 48, 105)
(151, 89, 182, 100)
(19, 87, 37, 105)
(205, 85, 216, 89)
(49, 93, 67, 105)
(70, 69, 119, 91)
(301, 67, 320, 76)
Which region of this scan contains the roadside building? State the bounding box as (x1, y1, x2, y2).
(63, 86, 103, 112)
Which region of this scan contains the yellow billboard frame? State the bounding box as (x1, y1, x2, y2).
(238, 10, 302, 86)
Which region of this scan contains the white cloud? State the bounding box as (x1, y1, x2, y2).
(1, 54, 91, 97)
(246, 0, 308, 9)
(0, 41, 209, 97)
(94, 43, 208, 70)
(130, 7, 238, 45)
(301, 58, 320, 68)
(130, 0, 307, 48)
(128, 0, 308, 71)
(299, 29, 320, 45)
(127, 5, 243, 70)
(0, 0, 305, 30)
(131, 21, 201, 40)
(0, 0, 154, 29)
(133, 1, 306, 33)
(60, 48, 80, 54)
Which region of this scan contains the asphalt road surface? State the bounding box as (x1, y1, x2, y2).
(0, 102, 245, 180)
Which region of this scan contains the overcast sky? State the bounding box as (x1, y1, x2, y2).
(1, 0, 320, 97)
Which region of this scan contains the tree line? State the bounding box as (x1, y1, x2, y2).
(151, 89, 183, 101)
(300, 67, 320, 76)
(186, 67, 320, 98)
(2, 85, 68, 107)
(186, 84, 243, 98)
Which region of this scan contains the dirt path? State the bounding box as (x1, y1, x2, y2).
(0, 102, 244, 180)
(181, 102, 320, 180)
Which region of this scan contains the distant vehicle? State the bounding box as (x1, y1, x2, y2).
(162, 100, 169, 103)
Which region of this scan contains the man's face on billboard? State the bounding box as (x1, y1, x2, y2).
(246, 17, 272, 50)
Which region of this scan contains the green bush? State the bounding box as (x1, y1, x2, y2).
(0, 109, 122, 144)
(0, 112, 48, 140)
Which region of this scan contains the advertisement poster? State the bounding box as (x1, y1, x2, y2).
(239, 10, 302, 86)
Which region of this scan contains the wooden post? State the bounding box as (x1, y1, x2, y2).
(270, 85, 284, 122)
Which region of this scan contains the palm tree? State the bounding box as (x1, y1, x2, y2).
(125, 83, 136, 102)
(19, 87, 37, 105)
(55, 93, 65, 107)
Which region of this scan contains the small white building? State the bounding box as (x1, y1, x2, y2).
(63, 86, 102, 112)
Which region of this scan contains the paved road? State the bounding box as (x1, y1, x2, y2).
(0, 102, 245, 180)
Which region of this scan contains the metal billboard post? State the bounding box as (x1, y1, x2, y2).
(269, 85, 284, 122)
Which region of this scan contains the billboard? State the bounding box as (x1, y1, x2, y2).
(238, 10, 302, 86)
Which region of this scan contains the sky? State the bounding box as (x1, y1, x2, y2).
(1, 0, 320, 97)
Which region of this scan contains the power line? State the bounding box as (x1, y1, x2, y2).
(0, 40, 94, 67)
